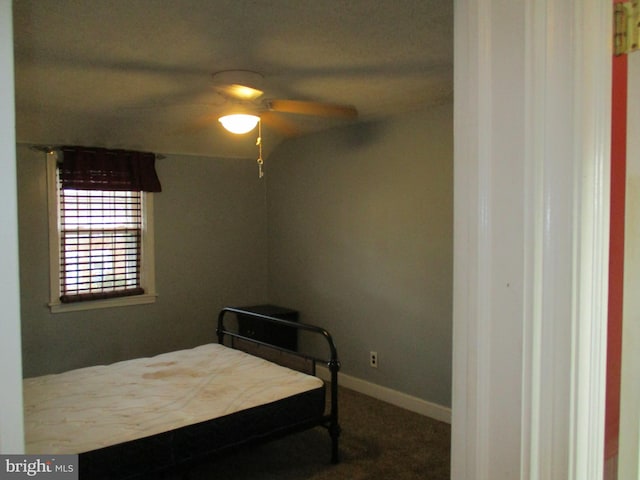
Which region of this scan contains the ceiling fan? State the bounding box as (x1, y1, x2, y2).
(211, 70, 358, 136)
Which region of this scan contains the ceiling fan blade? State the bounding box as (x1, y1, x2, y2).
(260, 111, 301, 137)
(267, 99, 358, 119)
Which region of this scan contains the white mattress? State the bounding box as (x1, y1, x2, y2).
(23, 344, 324, 455)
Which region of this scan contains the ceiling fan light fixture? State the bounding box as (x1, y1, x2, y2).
(226, 84, 264, 100)
(218, 114, 260, 134)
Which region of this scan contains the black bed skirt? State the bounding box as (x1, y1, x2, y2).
(79, 386, 326, 480)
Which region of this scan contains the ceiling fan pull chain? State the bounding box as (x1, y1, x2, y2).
(257, 156, 264, 178)
(256, 119, 264, 178)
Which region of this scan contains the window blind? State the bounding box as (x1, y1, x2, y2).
(58, 187, 144, 303)
(59, 146, 162, 192)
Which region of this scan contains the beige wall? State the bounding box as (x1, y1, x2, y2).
(266, 104, 453, 407)
(17, 146, 268, 376)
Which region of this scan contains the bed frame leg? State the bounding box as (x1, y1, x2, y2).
(329, 421, 341, 464)
(328, 358, 341, 464)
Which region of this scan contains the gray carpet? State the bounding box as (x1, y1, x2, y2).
(179, 387, 451, 480)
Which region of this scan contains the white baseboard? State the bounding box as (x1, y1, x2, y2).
(317, 366, 451, 424)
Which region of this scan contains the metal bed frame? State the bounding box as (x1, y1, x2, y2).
(73, 308, 341, 479)
(217, 306, 342, 464)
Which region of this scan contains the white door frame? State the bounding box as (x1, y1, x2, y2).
(452, 0, 611, 478)
(620, 51, 640, 480)
(0, 0, 25, 454)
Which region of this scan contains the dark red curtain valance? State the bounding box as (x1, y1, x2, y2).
(59, 146, 162, 192)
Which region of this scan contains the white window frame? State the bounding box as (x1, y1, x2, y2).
(47, 151, 157, 313)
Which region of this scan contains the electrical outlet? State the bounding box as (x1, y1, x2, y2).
(370, 351, 378, 368)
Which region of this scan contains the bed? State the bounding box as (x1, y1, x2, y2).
(23, 307, 341, 479)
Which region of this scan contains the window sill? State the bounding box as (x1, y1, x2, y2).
(49, 293, 157, 314)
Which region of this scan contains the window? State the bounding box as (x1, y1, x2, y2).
(47, 147, 160, 313)
(58, 188, 144, 302)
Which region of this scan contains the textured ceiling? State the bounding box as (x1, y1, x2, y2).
(13, 0, 453, 159)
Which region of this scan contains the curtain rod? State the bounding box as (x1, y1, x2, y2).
(29, 144, 166, 160)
